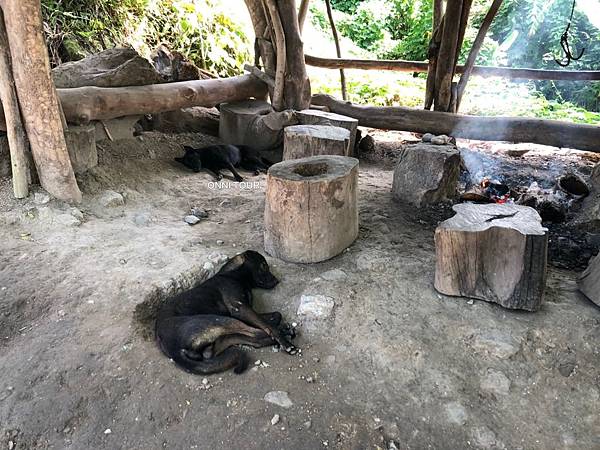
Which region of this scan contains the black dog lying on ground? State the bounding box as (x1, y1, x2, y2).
(175, 144, 273, 181)
(155, 250, 297, 375)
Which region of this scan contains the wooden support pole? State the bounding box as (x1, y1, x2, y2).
(1, 0, 81, 202)
(311, 94, 600, 153)
(298, 0, 310, 33)
(456, 0, 504, 109)
(263, 0, 287, 111)
(325, 0, 347, 100)
(304, 55, 600, 81)
(0, 8, 28, 198)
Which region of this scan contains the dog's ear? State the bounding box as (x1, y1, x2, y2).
(219, 253, 246, 273)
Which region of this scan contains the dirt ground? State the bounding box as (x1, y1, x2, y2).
(1, 131, 599, 450)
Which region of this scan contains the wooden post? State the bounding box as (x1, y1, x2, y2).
(325, 0, 347, 100)
(264, 0, 287, 110)
(1, 0, 81, 202)
(0, 8, 28, 198)
(298, 0, 310, 32)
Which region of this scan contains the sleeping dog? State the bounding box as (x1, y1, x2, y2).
(155, 250, 297, 375)
(175, 144, 273, 181)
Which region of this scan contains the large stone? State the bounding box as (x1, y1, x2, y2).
(64, 125, 97, 174)
(392, 143, 461, 207)
(52, 48, 163, 88)
(151, 107, 219, 136)
(579, 252, 600, 306)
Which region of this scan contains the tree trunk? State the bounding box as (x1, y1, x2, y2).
(1, 0, 81, 202)
(264, 155, 358, 263)
(424, 0, 444, 110)
(283, 124, 350, 160)
(0, 8, 28, 198)
(311, 94, 600, 152)
(298, 0, 310, 32)
(456, 0, 504, 108)
(325, 0, 347, 100)
(435, 203, 548, 311)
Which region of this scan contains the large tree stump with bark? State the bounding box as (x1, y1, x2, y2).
(296, 109, 358, 156)
(435, 203, 548, 311)
(219, 100, 297, 150)
(264, 155, 359, 263)
(579, 252, 600, 307)
(283, 125, 350, 160)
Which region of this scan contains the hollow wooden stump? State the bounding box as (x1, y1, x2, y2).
(283, 125, 350, 160)
(295, 109, 358, 155)
(264, 155, 359, 263)
(434, 203, 548, 311)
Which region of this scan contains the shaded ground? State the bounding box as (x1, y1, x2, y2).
(1, 131, 599, 450)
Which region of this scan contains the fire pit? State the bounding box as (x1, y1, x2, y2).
(264, 155, 359, 263)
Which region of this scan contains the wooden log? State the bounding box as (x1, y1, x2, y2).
(298, 0, 310, 32)
(283, 124, 350, 160)
(264, 0, 287, 111)
(0, 75, 268, 130)
(0, 8, 28, 198)
(1, 0, 81, 202)
(219, 99, 297, 150)
(264, 155, 359, 263)
(295, 109, 358, 155)
(304, 55, 600, 81)
(578, 252, 600, 307)
(435, 203, 548, 311)
(311, 94, 600, 153)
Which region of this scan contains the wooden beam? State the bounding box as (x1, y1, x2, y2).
(1, 0, 81, 202)
(304, 54, 600, 81)
(311, 94, 600, 153)
(0, 8, 28, 198)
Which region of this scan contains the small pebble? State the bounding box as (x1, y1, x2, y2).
(467, 300, 474, 305)
(216, 240, 224, 245)
(202, 378, 209, 385)
(271, 414, 280, 425)
(104, 428, 112, 435)
(8, 441, 14, 450)
(184, 215, 200, 225)
(255, 360, 262, 366)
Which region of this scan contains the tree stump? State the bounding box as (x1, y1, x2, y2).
(64, 125, 97, 174)
(283, 125, 350, 160)
(219, 99, 297, 150)
(264, 155, 359, 263)
(579, 252, 600, 307)
(434, 203, 548, 311)
(295, 109, 358, 156)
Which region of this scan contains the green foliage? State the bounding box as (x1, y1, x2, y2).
(338, 6, 385, 51)
(330, 0, 363, 14)
(41, 0, 251, 77)
(381, 0, 432, 61)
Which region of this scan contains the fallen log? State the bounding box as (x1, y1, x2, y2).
(305, 55, 600, 81)
(311, 94, 600, 153)
(0, 75, 267, 129)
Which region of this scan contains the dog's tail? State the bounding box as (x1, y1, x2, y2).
(173, 347, 249, 375)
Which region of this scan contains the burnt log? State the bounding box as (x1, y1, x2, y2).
(311, 94, 600, 153)
(434, 203, 548, 311)
(264, 155, 358, 263)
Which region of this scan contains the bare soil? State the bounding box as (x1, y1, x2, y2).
(1, 131, 599, 450)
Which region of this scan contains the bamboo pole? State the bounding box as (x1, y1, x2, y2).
(0, 8, 28, 198)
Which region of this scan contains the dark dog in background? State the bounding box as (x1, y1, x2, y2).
(155, 250, 297, 375)
(175, 144, 273, 181)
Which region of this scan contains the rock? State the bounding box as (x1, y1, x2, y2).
(505, 148, 530, 157)
(304, 420, 312, 429)
(52, 48, 163, 88)
(151, 45, 208, 82)
(319, 269, 348, 281)
(33, 192, 51, 205)
(579, 252, 600, 306)
(55, 213, 81, 227)
(133, 212, 151, 226)
(471, 426, 498, 449)
(99, 190, 124, 208)
(392, 143, 461, 207)
(216, 240, 224, 245)
(431, 134, 451, 145)
(191, 207, 209, 219)
(70, 208, 84, 221)
(480, 369, 511, 396)
(103, 428, 112, 435)
(94, 116, 144, 142)
(359, 134, 375, 152)
(445, 401, 467, 425)
(152, 107, 220, 136)
(264, 391, 293, 408)
(271, 414, 280, 425)
(203, 261, 215, 272)
(297, 295, 335, 319)
(471, 332, 520, 359)
(421, 133, 434, 142)
(184, 215, 201, 225)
